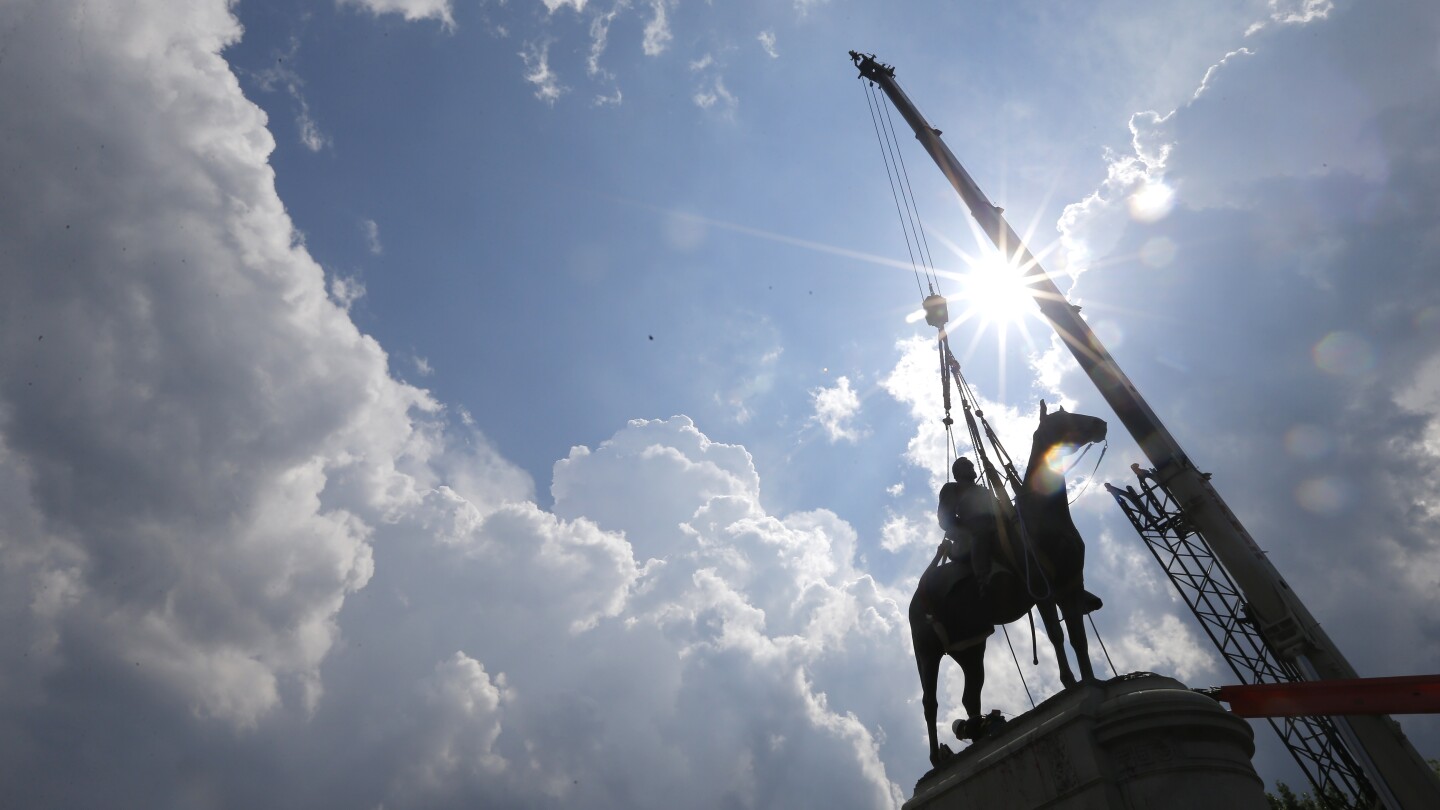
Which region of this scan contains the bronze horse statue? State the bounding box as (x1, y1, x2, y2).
(909, 400, 1107, 768)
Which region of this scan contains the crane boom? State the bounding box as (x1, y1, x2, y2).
(1206, 675, 1440, 719)
(849, 51, 1440, 810)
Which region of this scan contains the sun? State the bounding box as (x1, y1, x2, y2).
(957, 249, 1037, 331)
(922, 225, 1056, 355)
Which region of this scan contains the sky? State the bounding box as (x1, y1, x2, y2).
(1, 0, 1438, 807)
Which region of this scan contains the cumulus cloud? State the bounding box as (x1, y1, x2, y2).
(0, 10, 934, 807)
(362, 217, 383, 254)
(542, 0, 591, 12)
(341, 0, 456, 28)
(330, 273, 368, 310)
(642, 0, 674, 56)
(758, 30, 779, 59)
(399, 652, 510, 794)
(520, 39, 566, 104)
(0, 0, 438, 734)
(1033, 0, 1440, 775)
(1248, 0, 1333, 33)
(584, 4, 619, 70)
(809, 376, 865, 443)
(880, 514, 924, 553)
(581, 1, 627, 104)
(353, 416, 916, 808)
(693, 76, 737, 114)
(10, 0, 1437, 806)
(251, 36, 332, 152)
(882, 336, 1042, 490)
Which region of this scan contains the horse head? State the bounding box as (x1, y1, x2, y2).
(1035, 399, 1107, 456)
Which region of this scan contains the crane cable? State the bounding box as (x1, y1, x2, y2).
(862, 70, 1048, 693)
(862, 80, 929, 301)
(879, 85, 941, 293)
(861, 70, 1115, 691)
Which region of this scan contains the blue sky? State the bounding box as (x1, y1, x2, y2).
(2, 0, 1438, 806)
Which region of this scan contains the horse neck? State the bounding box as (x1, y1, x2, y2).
(1023, 434, 1069, 508)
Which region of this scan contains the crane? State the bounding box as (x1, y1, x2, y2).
(849, 50, 1440, 810)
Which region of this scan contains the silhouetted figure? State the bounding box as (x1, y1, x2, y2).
(937, 457, 1002, 597)
(909, 401, 1108, 772)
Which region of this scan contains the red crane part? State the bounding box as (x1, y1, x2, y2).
(1213, 675, 1440, 718)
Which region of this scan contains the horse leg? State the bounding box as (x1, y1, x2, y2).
(1059, 595, 1096, 683)
(953, 641, 986, 736)
(916, 646, 945, 767)
(1036, 600, 1076, 688)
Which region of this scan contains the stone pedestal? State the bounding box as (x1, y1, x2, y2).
(905, 673, 1267, 810)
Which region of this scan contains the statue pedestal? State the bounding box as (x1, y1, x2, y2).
(905, 673, 1267, 810)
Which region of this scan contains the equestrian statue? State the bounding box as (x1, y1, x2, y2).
(909, 400, 1108, 768)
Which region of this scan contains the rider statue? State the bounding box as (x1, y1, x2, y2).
(937, 457, 1003, 598)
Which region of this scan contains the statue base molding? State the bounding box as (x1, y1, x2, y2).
(906, 673, 1267, 810)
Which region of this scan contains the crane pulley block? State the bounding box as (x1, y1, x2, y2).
(923, 293, 949, 329)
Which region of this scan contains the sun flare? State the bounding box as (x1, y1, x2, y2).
(959, 250, 1036, 331)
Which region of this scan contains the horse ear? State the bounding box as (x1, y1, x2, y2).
(1039, 399, 1047, 418)
(1058, 404, 1066, 413)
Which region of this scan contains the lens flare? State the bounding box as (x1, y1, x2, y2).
(1313, 331, 1374, 377)
(1415, 306, 1440, 335)
(959, 250, 1036, 330)
(1284, 424, 1333, 460)
(1296, 476, 1350, 515)
(1138, 236, 1177, 268)
(1128, 181, 1175, 223)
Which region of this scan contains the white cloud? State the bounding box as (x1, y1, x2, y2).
(1268, 0, 1333, 25)
(809, 375, 865, 443)
(330, 274, 368, 310)
(0, 1, 999, 806)
(520, 39, 566, 103)
(880, 513, 925, 552)
(692, 76, 737, 113)
(403, 652, 510, 792)
(642, 0, 673, 56)
(758, 30, 778, 59)
(1246, 2, 1331, 36)
(297, 105, 332, 151)
(686, 51, 740, 117)
(1054, 43, 1258, 277)
(252, 37, 332, 152)
(1190, 47, 1253, 102)
(1043, 0, 1440, 776)
(362, 217, 383, 254)
(341, 0, 456, 28)
(13, 0, 1440, 804)
(882, 336, 1040, 491)
(542, 0, 591, 12)
(1109, 614, 1214, 681)
(0, 0, 464, 730)
(586, 0, 625, 79)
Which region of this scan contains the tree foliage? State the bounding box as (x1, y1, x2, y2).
(1266, 760, 1440, 810)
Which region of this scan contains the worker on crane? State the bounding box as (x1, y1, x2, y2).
(937, 457, 1002, 598)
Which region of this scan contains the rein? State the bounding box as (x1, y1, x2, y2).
(1064, 440, 1109, 506)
